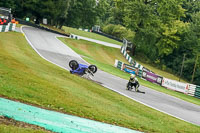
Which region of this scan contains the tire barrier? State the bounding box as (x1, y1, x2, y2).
(195, 86, 200, 99)
(0, 18, 8, 25)
(188, 84, 196, 97)
(0, 23, 16, 32)
(69, 34, 79, 40)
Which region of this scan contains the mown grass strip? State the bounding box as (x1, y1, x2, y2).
(62, 26, 122, 46)
(0, 32, 199, 133)
(59, 38, 200, 106)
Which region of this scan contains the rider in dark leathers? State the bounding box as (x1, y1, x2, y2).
(127, 74, 140, 91)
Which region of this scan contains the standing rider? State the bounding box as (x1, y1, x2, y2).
(127, 74, 140, 91)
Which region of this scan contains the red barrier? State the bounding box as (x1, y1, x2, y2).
(0, 18, 8, 25)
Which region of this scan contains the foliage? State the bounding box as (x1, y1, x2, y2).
(1, 0, 72, 29)
(65, 0, 98, 28)
(102, 24, 135, 40)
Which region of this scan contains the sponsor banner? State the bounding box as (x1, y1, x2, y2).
(162, 78, 189, 94)
(122, 63, 139, 75)
(142, 71, 163, 85)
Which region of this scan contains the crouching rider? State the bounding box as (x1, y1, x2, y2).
(127, 74, 140, 91)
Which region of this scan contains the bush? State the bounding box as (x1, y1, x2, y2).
(102, 24, 115, 35)
(102, 24, 135, 40)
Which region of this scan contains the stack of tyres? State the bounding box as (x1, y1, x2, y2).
(194, 86, 200, 99)
(0, 18, 8, 25)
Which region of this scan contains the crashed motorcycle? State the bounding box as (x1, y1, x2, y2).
(69, 60, 97, 80)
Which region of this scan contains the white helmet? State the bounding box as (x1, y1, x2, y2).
(130, 74, 136, 79)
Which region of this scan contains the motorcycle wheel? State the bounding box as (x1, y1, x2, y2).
(69, 60, 79, 70)
(88, 65, 97, 74)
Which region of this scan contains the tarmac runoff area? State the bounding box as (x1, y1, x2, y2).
(76, 35, 122, 49)
(0, 98, 141, 133)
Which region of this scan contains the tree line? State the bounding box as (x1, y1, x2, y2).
(107, 0, 200, 85)
(0, 0, 199, 85)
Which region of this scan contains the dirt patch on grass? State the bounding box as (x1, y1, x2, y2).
(0, 116, 53, 132)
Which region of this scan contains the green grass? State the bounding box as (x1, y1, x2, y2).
(0, 124, 48, 133)
(59, 38, 200, 106)
(0, 32, 200, 133)
(62, 26, 186, 82)
(62, 26, 122, 45)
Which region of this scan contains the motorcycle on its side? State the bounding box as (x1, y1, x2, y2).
(69, 60, 97, 80)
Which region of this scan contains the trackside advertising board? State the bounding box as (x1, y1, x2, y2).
(142, 71, 163, 85)
(162, 78, 189, 94)
(122, 63, 138, 75)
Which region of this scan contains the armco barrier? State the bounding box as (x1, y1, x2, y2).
(15, 18, 69, 37)
(195, 86, 200, 99)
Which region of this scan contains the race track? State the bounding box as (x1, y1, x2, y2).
(22, 27, 200, 126)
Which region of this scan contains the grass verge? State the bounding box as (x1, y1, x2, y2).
(59, 38, 200, 106)
(0, 116, 50, 133)
(0, 125, 49, 133)
(0, 32, 199, 133)
(62, 26, 122, 45)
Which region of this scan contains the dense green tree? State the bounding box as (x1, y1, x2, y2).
(182, 0, 200, 22)
(66, 0, 98, 28)
(0, 0, 71, 29)
(163, 12, 200, 84)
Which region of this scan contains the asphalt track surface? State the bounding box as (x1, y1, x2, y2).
(22, 27, 200, 126)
